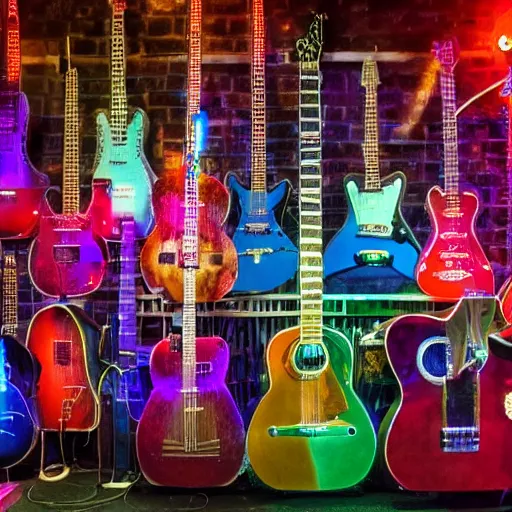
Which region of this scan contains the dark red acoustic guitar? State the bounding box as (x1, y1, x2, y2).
(28, 55, 109, 298)
(383, 295, 512, 491)
(416, 39, 494, 300)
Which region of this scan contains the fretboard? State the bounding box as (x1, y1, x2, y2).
(62, 68, 80, 215)
(185, 0, 202, 156)
(299, 60, 323, 344)
(363, 81, 380, 190)
(6, 0, 21, 88)
(439, 66, 460, 207)
(250, 0, 267, 199)
(110, 3, 128, 144)
(2, 253, 17, 337)
(119, 219, 137, 352)
(182, 160, 199, 391)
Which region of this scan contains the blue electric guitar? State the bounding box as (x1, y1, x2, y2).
(323, 57, 420, 293)
(90, 0, 156, 241)
(0, 250, 38, 468)
(225, 0, 298, 293)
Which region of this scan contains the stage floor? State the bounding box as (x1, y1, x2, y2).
(5, 473, 512, 511)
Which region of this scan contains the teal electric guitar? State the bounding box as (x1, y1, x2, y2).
(90, 0, 157, 241)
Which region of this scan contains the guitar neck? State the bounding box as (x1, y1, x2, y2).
(182, 161, 200, 391)
(507, 95, 512, 270)
(299, 59, 323, 343)
(110, 4, 128, 143)
(185, 0, 202, 156)
(6, 0, 21, 89)
(363, 81, 380, 190)
(119, 219, 137, 353)
(2, 253, 18, 337)
(250, 0, 267, 197)
(439, 66, 460, 204)
(62, 68, 80, 215)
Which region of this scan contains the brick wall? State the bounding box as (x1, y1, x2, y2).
(14, 0, 512, 287)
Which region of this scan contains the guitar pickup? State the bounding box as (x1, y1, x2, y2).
(241, 248, 273, 264)
(53, 245, 80, 264)
(158, 252, 176, 265)
(0, 191, 16, 203)
(357, 224, 391, 236)
(268, 422, 357, 438)
(439, 252, 470, 260)
(244, 223, 271, 234)
(355, 250, 392, 267)
(433, 270, 472, 282)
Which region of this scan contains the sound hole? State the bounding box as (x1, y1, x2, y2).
(417, 337, 448, 385)
(159, 252, 176, 265)
(54, 246, 80, 264)
(294, 343, 327, 372)
(54, 341, 72, 366)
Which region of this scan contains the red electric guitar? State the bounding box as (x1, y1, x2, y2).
(28, 44, 109, 298)
(416, 39, 494, 300)
(383, 294, 512, 491)
(0, 0, 49, 239)
(26, 303, 102, 480)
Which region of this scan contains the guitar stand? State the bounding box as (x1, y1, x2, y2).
(38, 430, 71, 482)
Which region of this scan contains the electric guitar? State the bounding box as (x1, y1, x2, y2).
(90, 0, 157, 241)
(382, 294, 512, 491)
(247, 16, 376, 491)
(136, 115, 245, 488)
(498, 69, 512, 324)
(224, 0, 298, 294)
(323, 57, 420, 294)
(28, 47, 109, 298)
(26, 302, 102, 479)
(140, 0, 237, 303)
(0, 250, 38, 468)
(416, 39, 494, 300)
(0, 0, 49, 239)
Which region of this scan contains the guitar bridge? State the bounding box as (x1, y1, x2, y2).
(240, 248, 273, 264)
(441, 426, 479, 452)
(433, 270, 472, 282)
(268, 421, 357, 438)
(161, 438, 220, 457)
(357, 224, 391, 237)
(355, 250, 392, 267)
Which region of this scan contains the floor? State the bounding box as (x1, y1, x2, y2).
(5, 472, 512, 512)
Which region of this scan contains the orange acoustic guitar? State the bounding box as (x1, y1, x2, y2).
(139, 0, 236, 303)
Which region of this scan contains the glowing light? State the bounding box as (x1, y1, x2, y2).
(499, 35, 512, 52)
(505, 392, 512, 420)
(32, 210, 38, 215)
(6, 0, 21, 85)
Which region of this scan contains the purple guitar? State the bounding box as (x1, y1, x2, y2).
(0, 0, 49, 239)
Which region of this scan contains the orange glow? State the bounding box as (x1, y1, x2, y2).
(395, 58, 440, 137)
(499, 35, 512, 51)
(7, 0, 21, 85)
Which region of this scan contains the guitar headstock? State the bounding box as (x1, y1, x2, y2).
(361, 57, 380, 89)
(296, 13, 325, 64)
(110, 0, 127, 14)
(432, 38, 460, 72)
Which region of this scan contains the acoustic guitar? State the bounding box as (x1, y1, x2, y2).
(382, 294, 512, 491)
(89, 0, 157, 241)
(323, 57, 420, 294)
(140, 0, 236, 303)
(247, 16, 376, 491)
(0, 250, 38, 468)
(28, 44, 109, 298)
(224, 0, 298, 294)
(136, 115, 245, 488)
(0, 0, 49, 240)
(416, 39, 494, 300)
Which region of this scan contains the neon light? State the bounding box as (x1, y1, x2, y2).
(499, 35, 512, 52)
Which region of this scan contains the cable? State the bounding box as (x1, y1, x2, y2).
(26, 481, 99, 507)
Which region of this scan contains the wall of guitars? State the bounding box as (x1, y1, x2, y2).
(2, 0, 512, 499)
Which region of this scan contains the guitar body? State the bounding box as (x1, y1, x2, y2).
(136, 336, 245, 487)
(416, 186, 494, 299)
(0, 93, 49, 239)
(226, 173, 298, 293)
(247, 325, 376, 491)
(26, 304, 101, 432)
(499, 276, 512, 325)
(28, 188, 109, 298)
(324, 172, 420, 293)
(384, 314, 512, 491)
(90, 109, 156, 240)
(140, 172, 237, 302)
(0, 334, 38, 468)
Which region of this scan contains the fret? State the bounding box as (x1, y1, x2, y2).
(2, 253, 18, 336)
(119, 218, 137, 352)
(6, 0, 21, 88)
